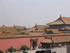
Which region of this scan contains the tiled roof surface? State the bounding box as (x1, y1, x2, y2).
(34, 25, 49, 29)
(47, 29, 60, 34)
(48, 16, 70, 25)
(41, 35, 70, 43)
(14, 26, 25, 29)
(61, 17, 70, 24)
(41, 39, 52, 43)
(64, 27, 70, 29)
(52, 36, 70, 43)
(47, 33, 70, 36)
(0, 27, 17, 33)
(0, 34, 46, 39)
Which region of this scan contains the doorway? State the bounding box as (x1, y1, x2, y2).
(31, 39, 38, 50)
(41, 43, 51, 48)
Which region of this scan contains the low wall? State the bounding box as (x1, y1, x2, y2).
(0, 37, 44, 50)
(51, 47, 67, 53)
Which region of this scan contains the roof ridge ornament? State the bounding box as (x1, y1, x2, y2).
(60, 14, 62, 18)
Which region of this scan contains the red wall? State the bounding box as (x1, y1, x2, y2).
(0, 37, 44, 50)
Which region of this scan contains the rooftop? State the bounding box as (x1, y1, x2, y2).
(41, 34, 70, 43)
(48, 16, 70, 25)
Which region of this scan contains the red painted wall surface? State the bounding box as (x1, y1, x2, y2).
(0, 37, 45, 50)
(37, 37, 45, 47)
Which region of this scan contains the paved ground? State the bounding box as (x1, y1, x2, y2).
(27, 50, 36, 53)
(15, 49, 43, 53)
(27, 49, 46, 53)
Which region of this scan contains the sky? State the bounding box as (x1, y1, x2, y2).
(0, 0, 70, 27)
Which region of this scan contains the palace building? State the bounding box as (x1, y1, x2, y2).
(0, 16, 70, 50)
(0, 33, 45, 50)
(41, 34, 70, 48)
(47, 16, 70, 33)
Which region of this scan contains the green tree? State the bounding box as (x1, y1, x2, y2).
(0, 50, 4, 53)
(47, 31, 54, 34)
(8, 47, 17, 53)
(20, 45, 29, 52)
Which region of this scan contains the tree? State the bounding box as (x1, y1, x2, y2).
(0, 50, 4, 53)
(8, 47, 17, 53)
(47, 31, 54, 34)
(20, 45, 29, 52)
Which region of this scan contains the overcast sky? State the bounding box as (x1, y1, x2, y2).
(0, 0, 70, 27)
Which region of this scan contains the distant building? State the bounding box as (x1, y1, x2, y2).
(0, 16, 70, 51)
(47, 16, 70, 33)
(41, 34, 70, 48)
(0, 33, 45, 50)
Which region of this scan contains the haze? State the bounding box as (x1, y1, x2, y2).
(0, 0, 70, 27)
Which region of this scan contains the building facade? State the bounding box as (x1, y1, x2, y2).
(48, 16, 70, 33)
(0, 16, 70, 51)
(0, 34, 45, 50)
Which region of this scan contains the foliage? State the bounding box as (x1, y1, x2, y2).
(47, 31, 54, 34)
(8, 47, 17, 53)
(20, 45, 29, 51)
(0, 50, 4, 53)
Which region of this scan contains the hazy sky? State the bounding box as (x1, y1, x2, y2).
(0, 0, 70, 27)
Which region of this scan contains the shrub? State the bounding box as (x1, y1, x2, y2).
(20, 45, 29, 52)
(8, 47, 17, 53)
(47, 31, 54, 34)
(0, 50, 4, 53)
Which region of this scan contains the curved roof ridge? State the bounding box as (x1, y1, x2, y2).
(60, 16, 70, 24)
(48, 16, 64, 25)
(48, 16, 70, 25)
